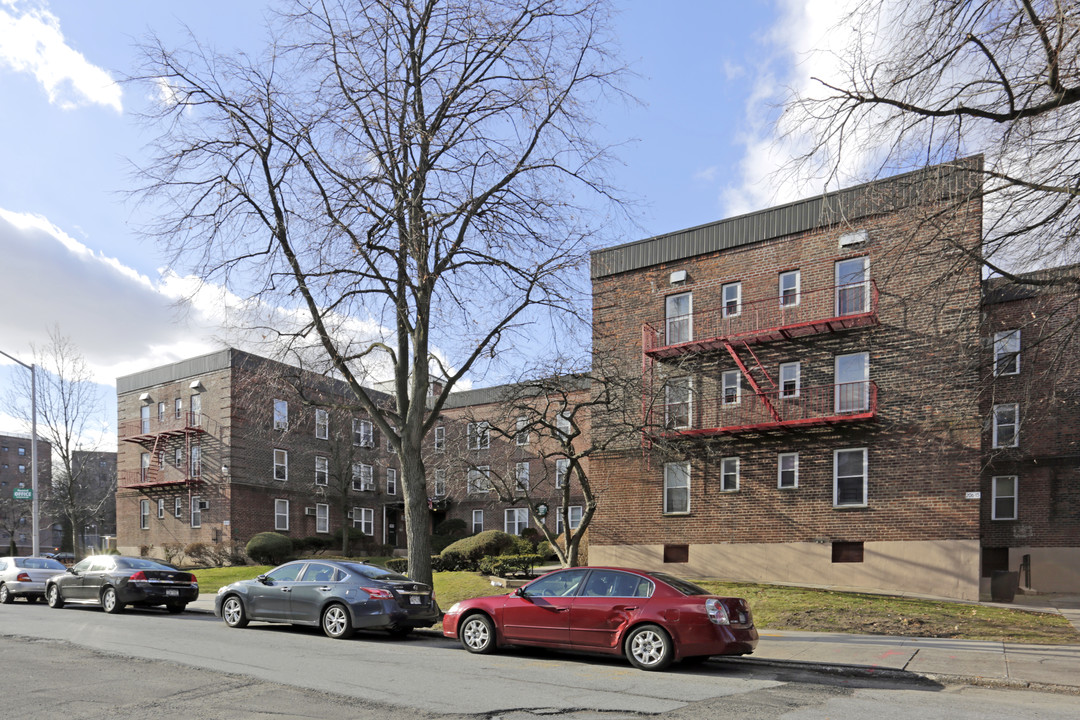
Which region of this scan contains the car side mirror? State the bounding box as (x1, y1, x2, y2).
(67, 567, 77, 575)
(257, 574, 270, 585)
(514, 586, 531, 601)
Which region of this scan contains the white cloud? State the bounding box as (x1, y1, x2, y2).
(0, 0, 123, 112)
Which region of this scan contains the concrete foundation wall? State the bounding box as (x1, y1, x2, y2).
(590, 539, 981, 601)
(1010, 546, 1080, 594)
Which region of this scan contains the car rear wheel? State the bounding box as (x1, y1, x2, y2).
(0, 583, 12, 604)
(460, 613, 496, 654)
(321, 603, 354, 639)
(46, 584, 65, 609)
(221, 595, 248, 628)
(625, 624, 674, 671)
(165, 603, 187, 614)
(102, 587, 124, 614)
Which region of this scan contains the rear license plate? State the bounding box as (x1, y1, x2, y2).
(166, 589, 179, 597)
(409, 595, 422, 605)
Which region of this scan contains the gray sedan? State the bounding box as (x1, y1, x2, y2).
(0, 556, 67, 603)
(215, 560, 440, 639)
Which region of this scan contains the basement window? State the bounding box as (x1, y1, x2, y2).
(831, 541, 864, 563)
(663, 544, 689, 563)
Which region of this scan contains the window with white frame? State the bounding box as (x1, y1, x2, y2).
(993, 404, 1020, 448)
(354, 419, 373, 447)
(315, 455, 329, 486)
(315, 503, 329, 534)
(467, 422, 490, 450)
(190, 445, 201, 478)
(157, 451, 165, 471)
(516, 416, 529, 446)
(157, 498, 165, 519)
(387, 425, 397, 453)
(555, 458, 569, 488)
(835, 352, 869, 412)
(720, 456, 739, 492)
(835, 256, 869, 315)
(665, 291, 693, 344)
(140, 452, 150, 482)
(386, 467, 397, 495)
(779, 270, 800, 307)
(994, 330, 1020, 376)
(273, 399, 288, 430)
(504, 508, 528, 535)
(273, 449, 288, 481)
(173, 497, 182, 518)
(467, 466, 491, 494)
(778, 452, 799, 488)
(157, 402, 166, 422)
(992, 476, 1018, 520)
(721, 281, 741, 317)
(665, 376, 692, 429)
(354, 507, 374, 535)
(174, 447, 183, 467)
(833, 448, 867, 507)
(174, 397, 182, 419)
(721, 370, 741, 405)
(191, 497, 203, 528)
(556, 505, 583, 535)
(140, 500, 149, 530)
(471, 509, 484, 534)
(433, 468, 446, 496)
(140, 405, 150, 434)
(315, 408, 329, 439)
(556, 411, 572, 439)
(779, 362, 800, 398)
(353, 463, 374, 491)
(434, 425, 445, 452)
(664, 461, 690, 514)
(190, 394, 202, 426)
(515, 462, 530, 493)
(275, 499, 289, 531)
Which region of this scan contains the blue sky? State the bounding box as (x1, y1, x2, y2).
(0, 0, 855, 445)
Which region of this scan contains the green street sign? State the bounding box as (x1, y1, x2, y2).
(13, 488, 32, 500)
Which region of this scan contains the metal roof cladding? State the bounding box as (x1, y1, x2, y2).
(590, 156, 984, 280)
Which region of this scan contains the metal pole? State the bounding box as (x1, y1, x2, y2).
(1, 349, 40, 556)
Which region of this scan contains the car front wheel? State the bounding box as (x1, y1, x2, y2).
(47, 584, 65, 609)
(321, 603, 354, 639)
(221, 595, 249, 628)
(0, 583, 12, 604)
(625, 624, 674, 671)
(460, 613, 496, 654)
(102, 587, 124, 614)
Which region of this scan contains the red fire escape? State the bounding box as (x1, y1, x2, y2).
(643, 280, 879, 440)
(118, 410, 206, 489)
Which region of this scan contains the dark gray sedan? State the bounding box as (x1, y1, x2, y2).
(214, 560, 440, 639)
(45, 555, 199, 613)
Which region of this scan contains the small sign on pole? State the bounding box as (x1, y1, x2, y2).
(13, 488, 33, 500)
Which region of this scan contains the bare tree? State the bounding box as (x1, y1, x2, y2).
(134, 0, 625, 584)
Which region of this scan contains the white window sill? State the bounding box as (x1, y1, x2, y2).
(833, 503, 868, 510)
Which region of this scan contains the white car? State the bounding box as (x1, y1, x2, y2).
(0, 556, 68, 603)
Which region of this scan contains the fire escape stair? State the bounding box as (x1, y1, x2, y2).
(724, 340, 782, 424)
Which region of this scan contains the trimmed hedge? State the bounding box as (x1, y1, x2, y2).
(477, 554, 542, 578)
(245, 532, 293, 565)
(440, 530, 518, 570)
(385, 558, 409, 573)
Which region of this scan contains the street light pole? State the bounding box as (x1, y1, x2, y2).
(1, 349, 40, 557)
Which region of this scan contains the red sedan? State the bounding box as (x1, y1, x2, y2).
(442, 566, 758, 670)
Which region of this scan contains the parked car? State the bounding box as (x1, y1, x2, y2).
(43, 551, 76, 565)
(442, 567, 758, 671)
(45, 555, 198, 614)
(0, 556, 68, 603)
(215, 560, 440, 639)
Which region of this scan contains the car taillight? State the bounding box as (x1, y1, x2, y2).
(705, 598, 730, 625)
(129, 571, 147, 582)
(365, 587, 394, 599)
(16, 572, 31, 582)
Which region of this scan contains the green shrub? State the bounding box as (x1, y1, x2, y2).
(478, 554, 542, 578)
(535, 540, 558, 561)
(510, 534, 535, 554)
(430, 534, 458, 554)
(385, 558, 409, 573)
(245, 532, 294, 565)
(440, 530, 517, 570)
(297, 536, 332, 555)
(435, 518, 468, 538)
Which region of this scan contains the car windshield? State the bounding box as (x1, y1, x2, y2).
(14, 557, 65, 570)
(341, 563, 409, 582)
(648, 572, 710, 596)
(115, 557, 175, 571)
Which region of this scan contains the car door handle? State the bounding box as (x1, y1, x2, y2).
(281, 587, 291, 593)
(554, 607, 569, 612)
(614, 605, 638, 612)
(317, 586, 332, 591)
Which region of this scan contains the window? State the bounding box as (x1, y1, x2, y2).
(274, 449, 288, 481)
(273, 399, 288, 430)
(515, 416, 529, 446)
(778, 452, 798, 488)
(191, 497, 202, 528)
(835, 352, 869, 412)
(664, 461, 690, 514)
(354, 507, 374, 535)
(779, 270, 800, 307)
(779, 362, 800, 398)
(665, 291, 693, 344)
(467, 422, 490, 450)
(556, 412, 572, 439)
(991, 476, 1017, 520)
(354, 419, 373, 447)
(720, 456, 739, 492)
(18, 464, 25, 474)
(157, 451, 165, 470)
(275, 499, 290, 531)
(190, 445, 201, 478)
(504, 508, 528, 535)
(17, 446, 25, 456)
(315, 503, 329, 533)
(832, 541, 864, 563)
(140, 500, 150, 530)
(140, 405, 150, 434)
(433, 468, 446, 496)
(665, 377, 692, 429)
(315, 455, 329, 486)
(386, 467, 397, 495)
(157, 402, 166, 422)
(994, 330, 1020, 376)
(721, 370, 741, 405)
(315, 409, 329, 439)
(387, 425, 397, 453)
(515, 462, 530, 493)
(471, 509, 484, 534)
(834, 448, 867, 507)
(835, 256, 869, 315)
(174, 497, 182, 518)
(555, 458, 569, 488)
(467, 466, 491, 494)
(174, 397, 182, 419)
(140, 452, 150, 482)
(190, 394, 202, 426)
(434, 426, 445, 452)
(556, 506, 583, 534)
(174, 447, 184, 467)
(993, 404, 1020, 448)
(353, 463, 374, 491)
(157, 498, 165, 519)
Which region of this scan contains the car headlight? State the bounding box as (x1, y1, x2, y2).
(217, 586, 228, 595)
(445, 602, 462, 615)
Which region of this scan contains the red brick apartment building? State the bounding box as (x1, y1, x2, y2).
(115, 349, 587, 557)
(584, 159, 1045, 601)
(0, 432, 55, 554)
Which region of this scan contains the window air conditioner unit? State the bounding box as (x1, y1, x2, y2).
(198, 500, 210, 511)
(305, 507, 317, 516)
(346, 510, 354, 519)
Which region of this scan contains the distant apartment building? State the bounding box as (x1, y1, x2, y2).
(68, 450, 117, 553)
(0, 431, 55, 554)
